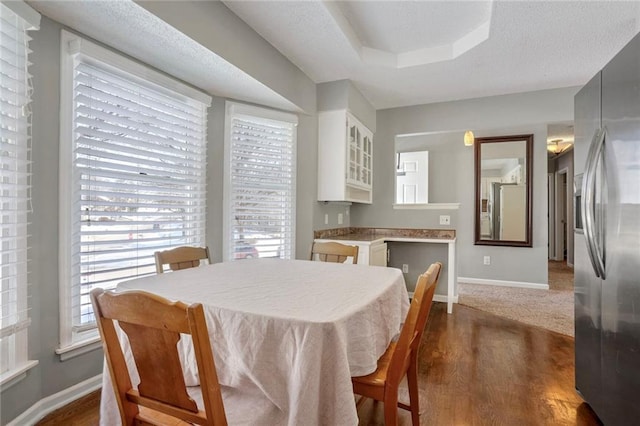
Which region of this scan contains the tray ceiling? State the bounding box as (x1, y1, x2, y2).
(28, 0, 640, 111)
(224, 0, 640, 109)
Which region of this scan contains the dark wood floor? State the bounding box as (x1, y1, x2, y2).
(36, 389, 101, 426)
(37, 303, 601, 426)
(358, 303, 601, 426)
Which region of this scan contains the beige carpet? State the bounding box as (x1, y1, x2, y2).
(458, 261, 574, 337)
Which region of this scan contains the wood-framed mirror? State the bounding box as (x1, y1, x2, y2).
(474, 134, 533, 247)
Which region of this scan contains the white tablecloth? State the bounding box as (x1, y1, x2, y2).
(99, 258, 409, 425)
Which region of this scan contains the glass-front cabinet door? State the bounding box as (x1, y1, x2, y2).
(346, 116, 372, 189)
(347, 120, 359, 185)
(362, 133, 372, 186)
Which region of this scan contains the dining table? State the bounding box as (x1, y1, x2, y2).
(98, 258, 409, 425)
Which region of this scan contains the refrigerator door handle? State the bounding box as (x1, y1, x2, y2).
(582, 128, 606, 278)
(592, 128, 607, 279)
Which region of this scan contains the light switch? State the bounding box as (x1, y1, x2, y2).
(324, 213, 329, 225)
(338, 213, 343, 225)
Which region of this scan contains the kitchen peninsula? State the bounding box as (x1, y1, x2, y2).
(314, 227, 457, 313)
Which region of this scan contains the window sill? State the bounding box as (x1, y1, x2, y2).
(393, 203, 460, 210)
(0, 360, 39, 389)
(55, 336, 102, 361)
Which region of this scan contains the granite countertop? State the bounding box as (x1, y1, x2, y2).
(314, 227, 455, 242)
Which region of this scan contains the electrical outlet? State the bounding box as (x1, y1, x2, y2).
(402, 264, 409, 273)
(324, 213, 329, 225)
(439, 215, 451, 225)
(338, 213, 343, 225)
(483, 256, 491, 265)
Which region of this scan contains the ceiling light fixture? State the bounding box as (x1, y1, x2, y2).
(464, 130, 474, 146)
(547, 138, 573, 155)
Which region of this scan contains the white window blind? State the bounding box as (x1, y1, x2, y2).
(225, 104, 297, 261)
(65, 44, 210, 337)
(0, 3, 37, 377)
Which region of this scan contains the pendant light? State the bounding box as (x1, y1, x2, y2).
(464, 130, 474, 146)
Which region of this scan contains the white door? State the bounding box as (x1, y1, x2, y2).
(396, 151, 428, 204)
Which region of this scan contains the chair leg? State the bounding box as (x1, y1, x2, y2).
(407, 363, 420, 426)
(384, 391, 399, 426)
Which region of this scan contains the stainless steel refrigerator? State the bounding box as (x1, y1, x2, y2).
(574, 32, 640, 425)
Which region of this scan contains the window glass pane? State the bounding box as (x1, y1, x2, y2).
(69, 56, 208, 329)
(227, 113, 296, 261)
(0, 3, 33, 375)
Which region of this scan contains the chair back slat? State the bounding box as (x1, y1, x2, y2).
(155, 246, 211, 274)
(119, 321, 198, 412)
(310, 242, 359, 263)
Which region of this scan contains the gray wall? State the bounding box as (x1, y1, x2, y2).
(206, 96, 227, 263)
(388, 242, 450, 295)
(296, 112, 323, 259)
(317, 80, 376, 132)
(351, 87, 579, 287)
(317, 80, 349, 113)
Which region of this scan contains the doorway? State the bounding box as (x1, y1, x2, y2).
(546, 122, 575, 266)
(547, 154, 574, 265)
(555, 168, 569, 262)
(548, 172, 555, 259)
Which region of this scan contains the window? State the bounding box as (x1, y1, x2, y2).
(0, 1, 39, 383)
(224, 102, 297, 261)
(59, 32, 211, 351)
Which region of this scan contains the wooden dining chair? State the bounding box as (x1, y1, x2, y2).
(155, 246, 211, 274)
(310, 241, 359, 263)
(352, 262, 442, 426)
(91, 288, 228, 426)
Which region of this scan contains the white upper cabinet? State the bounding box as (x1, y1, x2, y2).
(318, 110, 373, 203)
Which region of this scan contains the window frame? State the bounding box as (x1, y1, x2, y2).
(58, 31, 211, 354)
(223, 101, 298, 262)
(0, 0, 40, 386)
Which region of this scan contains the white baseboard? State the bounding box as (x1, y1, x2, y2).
(458, 277, 549, 290)
(8, 374, 102, 426)
(408, 292, 459, 304)
(433, 294, 458, 304)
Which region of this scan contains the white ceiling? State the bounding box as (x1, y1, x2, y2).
(224, 0, 640, 109)
(338, 1, 491, 53)
(27, 0, 640, 113)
